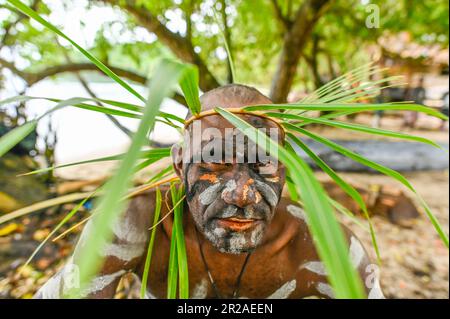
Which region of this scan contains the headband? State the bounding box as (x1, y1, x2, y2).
(183, 108, 286, 139)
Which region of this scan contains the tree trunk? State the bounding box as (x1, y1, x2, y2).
(269, 0, 333, 103)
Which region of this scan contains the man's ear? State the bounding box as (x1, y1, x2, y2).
(171, 143, 183, 179)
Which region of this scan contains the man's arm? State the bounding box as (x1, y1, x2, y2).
(302, 231, 385, 299)
(34, 193, 154, 299)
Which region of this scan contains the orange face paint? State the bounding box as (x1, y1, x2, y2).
(199, 173, 218, 183)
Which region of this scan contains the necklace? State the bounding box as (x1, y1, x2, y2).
(195, 228, 252, 299)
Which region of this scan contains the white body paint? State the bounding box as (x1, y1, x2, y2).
(100, 242, 145, 262)
(191, 278, 209, 299)
(267, 280, 297, 299)
(316, 282, 335, 298)
(287, 205, 308, 223)
(112, 214, 147, 244)
(79, 270, 126, 297)
(300, 261, 327, 276)
(35, 260, 125, 298)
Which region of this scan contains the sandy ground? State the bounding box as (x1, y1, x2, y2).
(322, 170, 449, 299)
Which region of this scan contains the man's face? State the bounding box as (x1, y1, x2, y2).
(173, 114, 285, 254)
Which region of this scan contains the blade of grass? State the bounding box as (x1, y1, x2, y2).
(179, 65, 201, 116)
(286, 134, 380, 261)
(20, 191, 97, 273)
(244, 103, 447, 120)
(0, 120, 37, 158)
(269, 113, 441, 148)
(171, 183, 189, 299)
(140, 188, 162, 299)
(7, 0, 146, 103)
(69, 59, 192, 298)
(20, 149, 171, 176)
(216, 107, 366, 299)
(286, 124, 449, 248)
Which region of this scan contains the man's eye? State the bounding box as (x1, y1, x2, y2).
(200, 162, 232, 171)
(252, 161, 277, 174)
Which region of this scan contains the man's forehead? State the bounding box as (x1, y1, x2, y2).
(199, 85, 272, 111)
(188, 113, 282, 135)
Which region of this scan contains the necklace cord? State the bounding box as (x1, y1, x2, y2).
(195, 227, 252, 299)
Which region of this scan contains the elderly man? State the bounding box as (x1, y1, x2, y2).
(35, 84, 384, 299)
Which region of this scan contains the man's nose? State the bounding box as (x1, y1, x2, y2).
(221, 173, 260, 208)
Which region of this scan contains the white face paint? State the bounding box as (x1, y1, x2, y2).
(223, 179, 237, 194)
(267, 280, 297, 299)
(300, 261, 327, 276)
(199, 182, 222, 205)
(349, 236, 365, 269)
(316, 282, 335, 299)
(287, 205, 308, 223)
(227, 233, 248, 254)
(254, 180, 279, 208)
(250, 224, 264, 246)
(191, 278, 209, 299)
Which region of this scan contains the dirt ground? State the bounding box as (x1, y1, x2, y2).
(324, 170, 449, 299)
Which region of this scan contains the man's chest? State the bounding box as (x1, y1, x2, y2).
(137, 236, 309, 299)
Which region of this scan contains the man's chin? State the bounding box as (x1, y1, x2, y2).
(202, 222, 265, 254)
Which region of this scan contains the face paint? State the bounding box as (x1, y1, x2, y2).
(221, 179, 237, 199)
(199, 182, 222, 205)
(182, 114, 286, 254)
(254, 180, 279, 208)
(267, 280, 297, 299)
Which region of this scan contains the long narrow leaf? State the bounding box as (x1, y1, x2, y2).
(7, 0, 146, 103)
(215, 107, 366, 299)
(270, 113, 441, 148)
(287, 124, 449, 248)
(69, 59, 191, 298)
(140, 188, 162, 299)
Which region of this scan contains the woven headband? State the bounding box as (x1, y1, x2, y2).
(183, 108, 286, 139)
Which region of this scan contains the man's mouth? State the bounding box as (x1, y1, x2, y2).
(216, 217, 261, 232)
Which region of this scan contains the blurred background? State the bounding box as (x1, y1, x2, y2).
(0, 0, 448, 298)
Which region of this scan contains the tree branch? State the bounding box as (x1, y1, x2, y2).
(219, 0, 234, 83)
(0, 58, 187, 106)
(269, 0, 334, 102)
(270, 0, 291, 30)
(98, 0, 220, 92)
